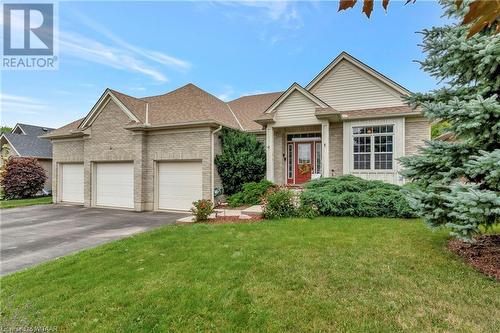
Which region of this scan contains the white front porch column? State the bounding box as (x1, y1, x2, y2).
(266, 125, 274, 182)
(321, 120, 330, 178)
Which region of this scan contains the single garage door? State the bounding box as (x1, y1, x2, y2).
(95, 162, 134, 209)
(60, 163, 84, 204)
(158, 161, 202, 211)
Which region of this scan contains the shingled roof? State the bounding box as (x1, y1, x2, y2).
(47, 84, 277, 137)
(227, 92, 282, 131)
(1, 124, 54, 158)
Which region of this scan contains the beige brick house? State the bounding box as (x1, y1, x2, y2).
(44, 52, 429, 211)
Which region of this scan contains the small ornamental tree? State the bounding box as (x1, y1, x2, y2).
(0, 157, 47, 199)
(214, 128, 266, 195)
(399, 1, 500, 241)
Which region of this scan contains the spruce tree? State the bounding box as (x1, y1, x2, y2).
(399, 0, 500, 241)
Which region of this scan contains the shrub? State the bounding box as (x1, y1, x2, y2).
(0, 157, 47, 199)
(191, 199, 214, 222)
(301, 176, 414, 218)
(262, 187, 318, 220)
(227, 180, 274, 207)
(214, 128, 266, 195)
(262, 187, 297, 219)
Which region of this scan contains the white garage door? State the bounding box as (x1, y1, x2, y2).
(95, 162, 134, 209)
(61, 163, 84, 204)
(158, 161, 202, 211)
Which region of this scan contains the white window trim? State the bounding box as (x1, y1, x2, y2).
(352, 127, 394, 171)
(343, 117, 405, 176)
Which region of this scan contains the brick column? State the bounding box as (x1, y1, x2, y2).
(133, 131, 147, 211)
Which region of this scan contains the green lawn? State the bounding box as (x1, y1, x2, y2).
(0, 196, 52, 209)
(1, 218, 499, 332)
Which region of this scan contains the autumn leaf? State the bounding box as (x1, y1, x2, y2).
(461, 0, 500, 38)
(362, 0, 374, 18)
(338, 0, 357, 12)
(338, 0, 500, 38)
(382, 0, 390, 11)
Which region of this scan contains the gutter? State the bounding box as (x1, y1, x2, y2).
(211, 125, 223, 202)
(125, 120, 225, 131)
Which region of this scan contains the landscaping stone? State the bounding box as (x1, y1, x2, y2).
(176, 216, 195, 223)
(241, 205, 262, 216)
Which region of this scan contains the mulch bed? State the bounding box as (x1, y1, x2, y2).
(448, 234, 500, 281)
(202, 215, 263, 225)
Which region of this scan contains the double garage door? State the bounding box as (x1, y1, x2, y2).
(59, 161, 202, 211)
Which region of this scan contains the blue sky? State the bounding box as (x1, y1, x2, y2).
(1, 1, 448, 129)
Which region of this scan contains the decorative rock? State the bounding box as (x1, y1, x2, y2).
(176, 216, 195, 223)
(241, 205, 262, 216)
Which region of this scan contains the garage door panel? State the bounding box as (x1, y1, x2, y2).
(61, 164, 84, 204)
(95, 163, 134, 209)
(158, 161, 202, 211)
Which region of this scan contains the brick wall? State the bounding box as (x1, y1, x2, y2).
(51, 138, 84, 201)
(51, 99, 219, 211)
(329, 122, 343, 177)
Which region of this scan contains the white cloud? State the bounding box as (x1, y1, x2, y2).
(215, 1, 304, 44)
(60, 31, 168, 82)
(0, 93, 47, 114)
(59, 13, 192, 82)
(216, 85, 235, 101)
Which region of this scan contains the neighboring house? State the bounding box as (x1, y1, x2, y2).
(43, 52, 429, 211)
(0, 123, 54, 191)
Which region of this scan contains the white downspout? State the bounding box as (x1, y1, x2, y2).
(145, 103, 150, 125)
(211, 125, 223, 202)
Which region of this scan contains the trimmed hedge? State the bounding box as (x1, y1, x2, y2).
(301, 175, 414, 218)
(227, 180, 274, 207)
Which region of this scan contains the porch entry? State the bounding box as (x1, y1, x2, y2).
(286, 133, 322, 185)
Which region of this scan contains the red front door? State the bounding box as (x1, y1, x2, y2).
(294, 142, 313, 184)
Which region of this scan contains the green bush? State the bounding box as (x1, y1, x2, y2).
(214, 128, 266, 195)
(262, 187, 297, 219)
(301, 176, 414, 218)
(262, 187, 318, 220)
(227, 180, 274, 207)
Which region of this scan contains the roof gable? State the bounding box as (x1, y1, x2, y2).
(1, 132, 52, 158)
(263, 83, 329, 127)
(306, 52, 411, 96)
(79, 89, 142, 129)
(265, 83, 328, 114)
(310, 59, 407, 111)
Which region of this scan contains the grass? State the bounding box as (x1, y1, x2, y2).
(0, 196, 52, 209)
(1, 218, 499, 332)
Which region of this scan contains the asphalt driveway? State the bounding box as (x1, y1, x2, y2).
(1, 205, 187, 276)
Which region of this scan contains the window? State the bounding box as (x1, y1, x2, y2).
(287, 144, 293, 179)
(353, 125, 394, 170)
(287, 133, 321, 141)
(315, 142, 322, 174)
(298, 143, 311, 164)
(353, 136, 371, 170)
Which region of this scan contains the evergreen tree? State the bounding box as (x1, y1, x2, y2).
(400, 0, 500, 241)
